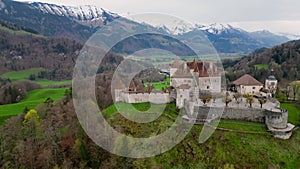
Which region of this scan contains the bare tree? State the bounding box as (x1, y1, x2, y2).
(199, 92, 212, 106)
(290, 81, 300, 101)
(223, 93, 232, 107)
(258, 98, 267, 109)
(233, 93, 242, 103)
(244, 94, 255, 108)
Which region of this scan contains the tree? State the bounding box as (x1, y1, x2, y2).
(23, 109, 40, 126)
(223, 93, 232, 107)
(290, 81, 300, 101)
(28, 74, 36, 81)
(244, 94, 255, 108)
(200, 92, 212, 106)
(258, 98, 267, 109)
(233, 93, 242, 103)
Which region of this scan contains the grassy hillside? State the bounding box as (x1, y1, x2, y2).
(1, 68, 72, 86)
(0, 88, 66, 125)
(1, 68, 44, 81)
(102, 102, 300, 168)
(281, 103, 300, 125)
(1, 100, 299, 168)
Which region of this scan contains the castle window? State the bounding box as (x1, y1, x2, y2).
(253, 87, 256, 89)
(207, 86, 210, 89)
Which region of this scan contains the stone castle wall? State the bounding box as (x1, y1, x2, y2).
(118, 92, 170, 104)
(191, 106, 287, 129)
(192, 106, 265, 122)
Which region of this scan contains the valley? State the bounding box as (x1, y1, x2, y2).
(0, 0, 299, 168)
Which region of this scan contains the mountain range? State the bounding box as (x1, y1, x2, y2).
(0, 0, 295, 54)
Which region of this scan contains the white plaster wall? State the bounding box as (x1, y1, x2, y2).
(119, 92, 170, 104)
(238, 85, 263, 95)
(149, 93, 170, 104)
(171, 78, 193, 88)
(176, 89, 190, 108)
(198, 76, 221, 93)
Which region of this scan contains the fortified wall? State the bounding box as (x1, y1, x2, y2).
(190, 106, 288, 129)
(115, 90, 170, 104)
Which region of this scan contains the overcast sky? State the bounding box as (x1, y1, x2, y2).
(17, 0, 300, 35)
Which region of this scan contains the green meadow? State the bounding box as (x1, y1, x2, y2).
(1, 68, 72, 86)
(254, 64, 269, 70)
(144, 77, 170, 90)
(0, 88, 66, 125)
(104, 102, 300, 168)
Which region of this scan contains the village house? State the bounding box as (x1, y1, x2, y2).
(232, 74, 264, 95)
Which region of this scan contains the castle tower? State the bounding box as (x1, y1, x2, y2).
(265, 69, 278, 95)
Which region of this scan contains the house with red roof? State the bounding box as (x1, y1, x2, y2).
(232, 74, 264, 95)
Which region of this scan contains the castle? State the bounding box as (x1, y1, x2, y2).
(114, 58, 295, 139)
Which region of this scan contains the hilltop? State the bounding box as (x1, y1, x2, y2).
(1, 99, 299, 168)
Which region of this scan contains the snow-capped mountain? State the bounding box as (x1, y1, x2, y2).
(154, 19, 195, 35)
(30, 2, 120, 28)
(276, 32, 300, 40)
(197, 23, 243, 35)
(0, 0, 291, 53)
(155, 22, 245, 35)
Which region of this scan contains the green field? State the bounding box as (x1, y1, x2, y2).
(33, 79, 72, 86)
(1, 68, 72, 86)
(0, 25, 43, 37)
(103, 102, 300, 168)
(0, 88, 66, 125)
(254, 64, 269, 70)
(218, 119, 268, 133)
(281, 103, 300, 125)
(144, 77, 170, 90)
(1, 68, 44, 81)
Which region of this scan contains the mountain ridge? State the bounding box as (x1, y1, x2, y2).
(0, 0, 293, 54)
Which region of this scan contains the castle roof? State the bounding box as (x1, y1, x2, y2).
(172, 63, 193, 78)
(267, 75, 277, 81)
(186, 60, 221, 77)
(233, 74, 263, 86)
(170, 58, 183, 68)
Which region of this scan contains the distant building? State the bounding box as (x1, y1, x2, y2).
(265, 75, 278, 95)
(233, 74, 263, 95)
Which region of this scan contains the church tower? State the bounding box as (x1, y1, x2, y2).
(265, 69, 278, 95)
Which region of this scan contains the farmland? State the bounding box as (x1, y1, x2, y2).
(0, 88, 66, 125)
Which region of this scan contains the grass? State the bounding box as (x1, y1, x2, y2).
(104, 102, 300, 168)
(144, 77, 170, 90)
(254, 64, 269, 70)
(1, 68, 72, 86)
(0, 25, 43, 37)
(218, 119, 267, 133)
(1, 68, 44, 81)
(281, 103, 300, 125)
(0, 88, 66, 125)
(33, 79, 72, 86)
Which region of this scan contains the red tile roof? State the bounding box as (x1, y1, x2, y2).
(233, 74, 263, 86)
